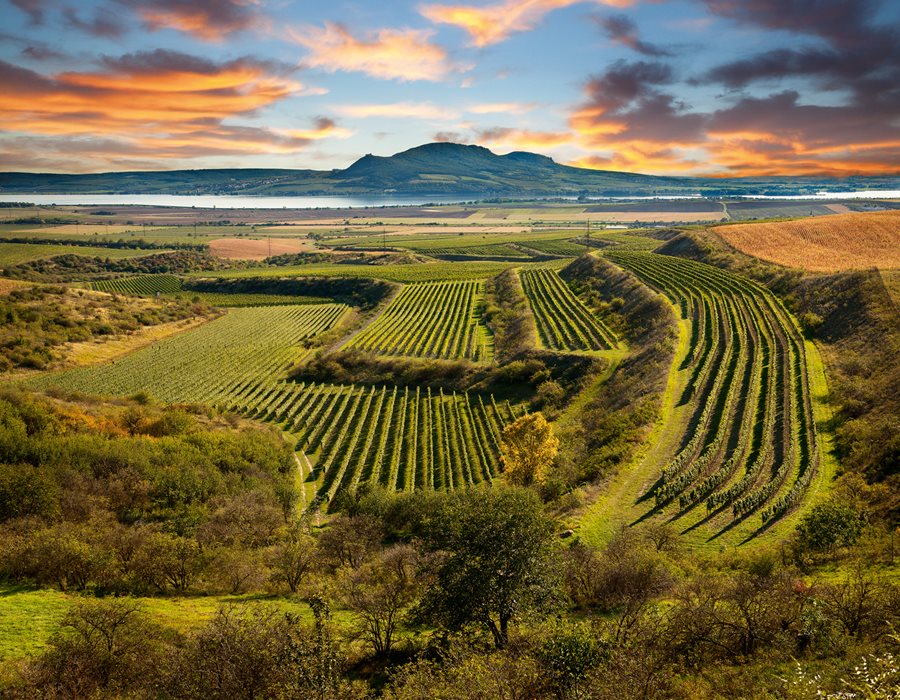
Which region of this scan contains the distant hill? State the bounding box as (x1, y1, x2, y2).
(2, 142, 898, 197)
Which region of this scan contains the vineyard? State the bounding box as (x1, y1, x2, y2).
(91, 274, 329, 306)
(30, 304, 351, 403)
(30, 303, 514, 508)
(345, 280, 493, 361)
(603, 250, 821, 534)
(520, 268, 617, 351)
(92, 274, 183, 295)
(238, 381, 517, 508)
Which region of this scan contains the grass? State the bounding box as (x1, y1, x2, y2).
(0, 243, 169, 267)
(0, 584, 356, 664)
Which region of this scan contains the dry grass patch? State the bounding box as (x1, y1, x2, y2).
(713, 210, 900, 272)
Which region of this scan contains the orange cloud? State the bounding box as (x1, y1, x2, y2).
(0, 53, 342, 170)
(289, 22, 460, 82)
(122, 0, 266, 41)
(421, 0, 633, 47)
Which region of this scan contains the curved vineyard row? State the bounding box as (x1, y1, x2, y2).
(345, 280, 493, 362)
(519, 268, 617, 351)
(605, 251, 819, 531)
(29, 303, 515, 509)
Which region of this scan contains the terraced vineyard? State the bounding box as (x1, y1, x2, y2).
(237, 381, 517, 508)
(605, 251, 820, 531)
(346, 280, 492, 361)
(520, 268, 617, 351)
(30, 303, 513, 508)
(518, 238, 588, 256)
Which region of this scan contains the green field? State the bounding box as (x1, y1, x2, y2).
(345, 280, 493, 361)
(0, 242, 168, 267)
(194, 260, 555, 282)
(91, 274, 330, 306)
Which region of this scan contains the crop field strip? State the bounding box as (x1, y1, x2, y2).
(91, 274, 330, 306)
(235, 381, 518, 509)
(28, 304, 350, 403)
(0, 242, 169, 267)
(606, 251, 819, 533)
(28, 302, 515, 508)
(345, 279, 492, 361)
(519, 268, 617, 351)
(92, 274, 183, 295)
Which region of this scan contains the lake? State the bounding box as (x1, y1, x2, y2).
(0, 190, 898, 209)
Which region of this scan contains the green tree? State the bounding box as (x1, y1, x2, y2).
(418, 487, 559, 648)
(796, 501, 864, 554)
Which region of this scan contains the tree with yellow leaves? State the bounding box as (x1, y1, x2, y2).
(500, 412, 559, 486)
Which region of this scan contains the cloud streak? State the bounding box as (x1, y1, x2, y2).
(0, 51, 344, 170)
(595, 14, 672, 56)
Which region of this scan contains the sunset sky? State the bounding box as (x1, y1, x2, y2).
(2, 0, 899, 176)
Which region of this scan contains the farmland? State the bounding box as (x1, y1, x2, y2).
(0, 242, 168, 267)
(520, 268, 617, 351)
(29, 304, 350, 403)
(345, 280, 493, 361)
(91, 274, 330, 306)
(29, 300, 512, 507)
(713, 210, 900, 271)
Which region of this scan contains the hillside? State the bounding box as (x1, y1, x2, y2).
(713, 211, 900, 271)
(3, 142, 899, 197)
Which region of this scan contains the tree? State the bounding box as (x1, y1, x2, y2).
(796, 501, 864, 554)
(268, 531, 317, 593)
(418, 487, 559, 648)
(342, 544, 420, 656)
(500, 412, 559, 486)
(24, 599, 160, 697)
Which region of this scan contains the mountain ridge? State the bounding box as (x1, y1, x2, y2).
(1, 142, 897, 197)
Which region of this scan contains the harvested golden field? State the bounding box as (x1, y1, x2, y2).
(713, 210, 900, 272)
(208, 236, 315, 260)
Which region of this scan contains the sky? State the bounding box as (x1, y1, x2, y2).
(1, 0, 899, 176)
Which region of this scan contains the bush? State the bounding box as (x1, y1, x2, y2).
(796, 501, 865, 554)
